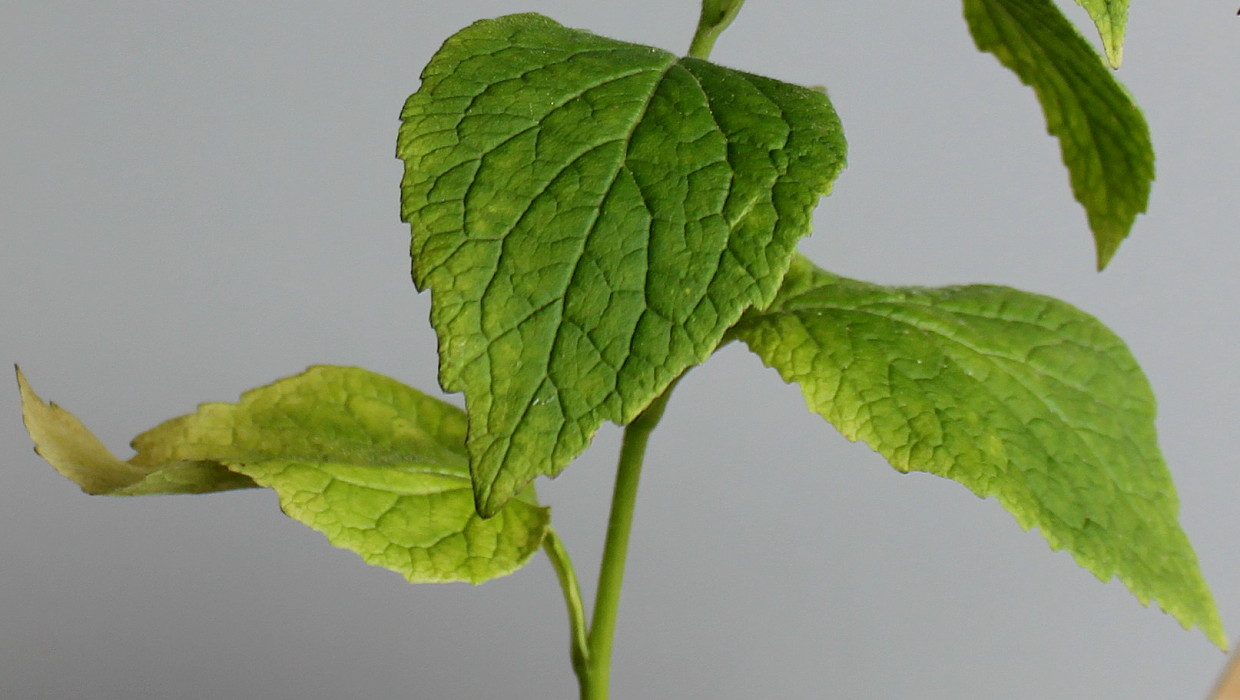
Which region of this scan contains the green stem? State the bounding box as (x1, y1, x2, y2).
(554, 6, 740, 695)
(688, 0, 748, 59)
(542, 527, 590, 694)
(582, 378, 680, 700)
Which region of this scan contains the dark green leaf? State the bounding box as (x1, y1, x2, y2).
(398, 13, 846, 514)
(965, 0, 1152, 269)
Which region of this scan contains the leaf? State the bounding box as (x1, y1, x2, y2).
(16, 366, 257, 495)
(17, 365, 550, 584)
(231, 461, 548, 585)
(731, 256, 1226, 647)
(1071, 0, 1128, 68)
(964, 0, 1153, 270)
(398, 13, 846, 514)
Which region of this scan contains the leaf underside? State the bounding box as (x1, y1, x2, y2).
(17, 365, 549, 584)
(964, 0, 1152, 270)
(732, 257, 1225, 647)
(398, 13, 846, 515)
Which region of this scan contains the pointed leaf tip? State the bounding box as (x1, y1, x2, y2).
(1071, 0, 1128, 68)
(16, 365, 133, 494)
(16, 366, 255, 495)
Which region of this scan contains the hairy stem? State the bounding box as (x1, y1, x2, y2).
(582, 378, 679, 700)
(688, 0, 748, 59)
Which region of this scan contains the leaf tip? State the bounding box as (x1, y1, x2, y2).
(1101, 19, 1125, 69)
(14, 367, 147, 495)
(1094, 247, 1116, 272)
(15, 365, 47, 443)
(1209, 626, 1230, 652)
(1093, 219, 1130, 271)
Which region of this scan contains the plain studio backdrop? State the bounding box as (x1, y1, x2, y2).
(1, 3, 1237, 699)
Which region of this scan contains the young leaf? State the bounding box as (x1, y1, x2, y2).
(964, 0, 1153, 270)
(731, 256, 1225, 647)
(17, 365, 550, 584)
(398, 13, 846, 515)
(1071, 0, 1128, 68)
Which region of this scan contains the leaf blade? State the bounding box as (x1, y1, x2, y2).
(16, 366, 256, 495)
(17, 365, 549, 584)
(133, 365, 551, 583)
(732, 257, 1225, 647)
(964, 0, 1152, 269)
(398, 13, 846, 514)
(233, 460, 549, 585)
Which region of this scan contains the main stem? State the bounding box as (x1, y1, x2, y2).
(562, 6, 739, 698)
(582, 380, 678, 700)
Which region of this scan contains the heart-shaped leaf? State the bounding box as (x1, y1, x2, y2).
(398, 13, 846, 514)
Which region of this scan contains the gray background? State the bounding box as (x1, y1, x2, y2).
(2, 2, 1237, 698)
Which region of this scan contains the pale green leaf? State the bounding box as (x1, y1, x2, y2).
(18, 365, 549, 584)
(1071, 0, 1128, 68)
(731, 257, 1225, 647)
(965, 0, 1152, 269)
(232, 460, 548, 584)
(16, 366, 256, 495)
(398, 13, 846, 514)
(132, 365, 550, 583)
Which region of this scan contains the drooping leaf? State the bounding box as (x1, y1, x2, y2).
(731, 256, 1225, 647)
(17, 365, 550, 584)
(398, 13, 846, 515)
(1071, 0, 1128, 68)
(964, 0, 1152, 269)
(16, 366, 256, 495)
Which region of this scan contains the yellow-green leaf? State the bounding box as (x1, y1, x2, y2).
(1071, 0, 1128, 68)
(732, 257, 1225, 647)
(17, 365, 549, 584)
(17, 366, 256, 495)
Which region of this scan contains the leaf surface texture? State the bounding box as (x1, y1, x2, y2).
(398, 13, 846, 514)
(732, 257, 1224, 646)
(18, 365, 548, 584)
(965, 0, 1151, 269)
